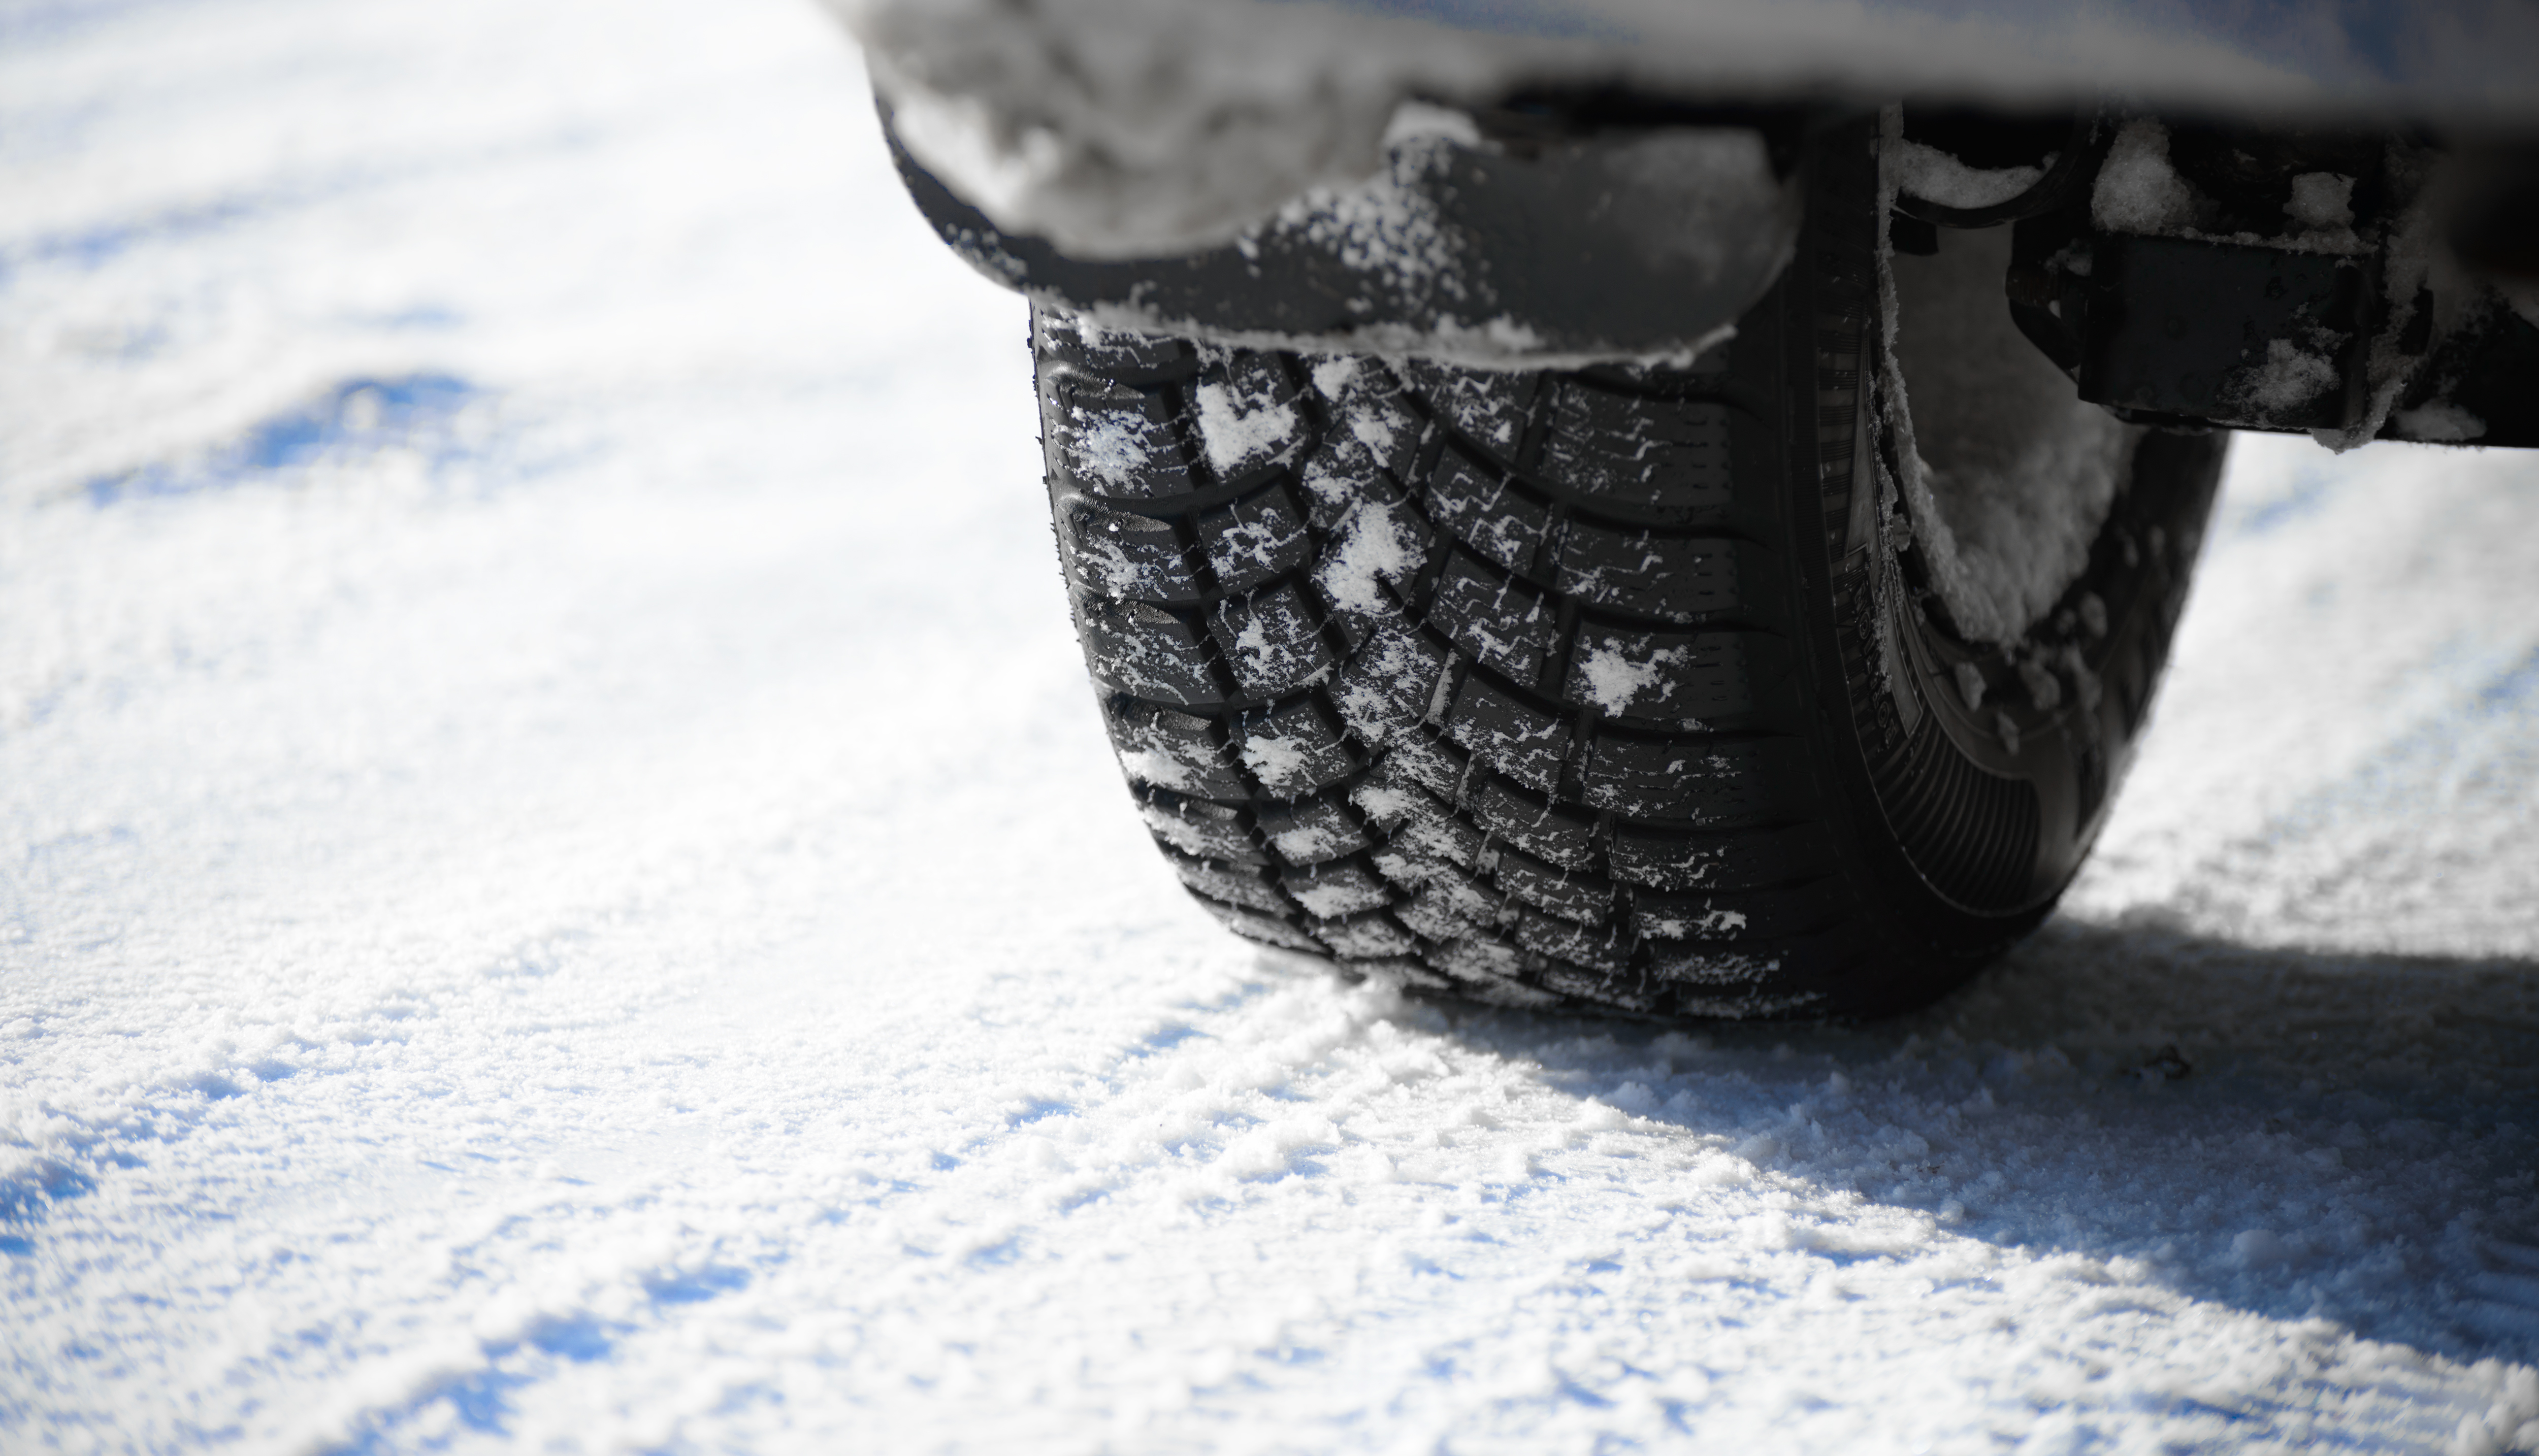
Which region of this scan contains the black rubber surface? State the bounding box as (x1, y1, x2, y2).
(1035, 121, 2226, 1019)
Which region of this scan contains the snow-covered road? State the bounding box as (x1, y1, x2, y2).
(4, 1, 2537, 1450)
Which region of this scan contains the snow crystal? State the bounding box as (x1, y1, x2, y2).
(1309, 354, 1362, 401)
(1064, 409, 1152, 490)
(2090, 124, 2367, 260)
(2092, 119, 2199, 235)
(1891, 137, 2047, 211)
(1241, 730, 1312, 787)
(2078, 591, 2108, 638)
(1264, 821, 1351, 867)
(1193, 377, 1303, 476)
(2395, 400, 2488, 442)
(2227, 338, 2340, 416)
(2285, 171, 2356, 231)
(1954, 659, 1987, 712)
(1117, 745, 1210, 794)
(1575, 640, 1689, 718)
(1313, 496, 1425, 613)
(2019, 657, 2063, 711)
(1643, 906, 1750, 938)
(1275, 132, 1467, 299)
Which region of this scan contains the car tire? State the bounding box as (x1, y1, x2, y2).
(1032, 118, 2224, 1018)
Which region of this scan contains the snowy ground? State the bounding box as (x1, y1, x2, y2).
(4, 1, 2538, 1451)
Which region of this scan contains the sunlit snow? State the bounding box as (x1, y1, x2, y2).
(3, 1, 2537, 1452)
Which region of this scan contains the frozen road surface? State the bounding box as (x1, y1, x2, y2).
(5, 1, 2539, 1451)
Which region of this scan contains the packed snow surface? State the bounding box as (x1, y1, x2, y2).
(6, 2, 2539, 1452)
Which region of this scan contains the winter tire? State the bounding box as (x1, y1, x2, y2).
(1036, 119, 2225, 1019)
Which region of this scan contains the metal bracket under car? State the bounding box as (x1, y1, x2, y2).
(1950, 115, 2539, 449)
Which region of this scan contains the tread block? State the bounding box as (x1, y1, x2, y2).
(1280, 861, 1394, 919)
(1233, 694, 1357, 797)
(1197, 483, 1312, 596)
(1491, 845, 1613, 924)
(1348, 760, 1448, 831)
(1443, 675, 1574, 795)
(1306, 910, 1422, 959)
(1369, 834, 1476, 892)
(1423, 451, 1551, 576)
(1329, 623, 1448, 743)
(1356, 771, 1489, 872)
(1352, 767, 1481, 852)
(1644, 942, 1782, 985)
(1564, 627, 1775, 726)
(1079, 596, 1222, 707)
(1390, 813, 1488, 872)
(1040, 313, 1196, 383)
(1554, 525, 1746, 622)
(1194, 895, 1329, 954)
(1168, 855, 1288, 914)
(1138, 788, 1266, 865)
(1053, 374, 1194, 498)
(1353, 956, 1454, 990)
(1632, 882, 1834, 942)
(1391, 869, 1503, 942)
(1467, 775, 1598, 871)
(1608, 822, 1835, 892)
(1535, 960, 1657, 1009)
(1309, 484, 1432, 648)
(1399, 360, 1535, 460)
(1429, 934, 1533, 984)
(1426, 549, 1559, 685)
(1579, 732, 1795, 824)
(1108, 701, 1247, 799)
(1255, 797, 1375, 865)
(1063, 498, 1201, 604)
(1515, 912, 1636, 974)
(1540, 385, 1736, 519)
(1188, 349, 1309, 479)
(1210, 582, 1337, 699)
(1381, 726, 1471, 799)
(1299, 365, 1423, 528)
